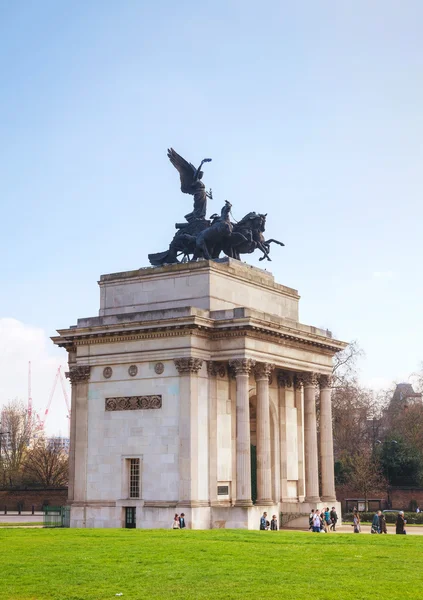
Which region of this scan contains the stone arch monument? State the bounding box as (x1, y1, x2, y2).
(53, 258, 346, 528)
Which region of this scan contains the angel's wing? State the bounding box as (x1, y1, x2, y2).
(167, 148, 197, 195)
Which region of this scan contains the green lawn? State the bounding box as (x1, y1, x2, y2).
(0, 529, 422, 600)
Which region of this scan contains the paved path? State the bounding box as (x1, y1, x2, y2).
(0, 513, 43, 524)
(300, 524, 423, 536)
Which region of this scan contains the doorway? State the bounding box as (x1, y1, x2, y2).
(125, 507, 136, 528)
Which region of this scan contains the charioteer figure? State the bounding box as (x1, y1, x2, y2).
(147, 148, 285, 266)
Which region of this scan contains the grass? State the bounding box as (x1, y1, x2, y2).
(0, 528, 422, 600)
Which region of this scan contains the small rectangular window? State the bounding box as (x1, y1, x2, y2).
(129, 458, 140, 498)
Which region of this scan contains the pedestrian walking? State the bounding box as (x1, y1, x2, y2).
(324, 507, 331, 532)
(329, 507, 338, 531)
(371, 511, 381, 534)
(309, 509, 315, 531)
(270, 515, 278, 531)
(396, 511, 407, 534)
(379, 512, 387, 534)
(179, 513, 186, 529)
(353, 510, 361, 533)
(312, 510, 321, 532)
(260, 512, 268, 530)
(172, 514, 180, 529)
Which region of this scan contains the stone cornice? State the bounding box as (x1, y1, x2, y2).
(52, 319, 345, 356)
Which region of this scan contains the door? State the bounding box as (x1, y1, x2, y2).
(125, 507, 136, 528)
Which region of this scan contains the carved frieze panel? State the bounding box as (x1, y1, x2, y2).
(105, 395, 162, 411)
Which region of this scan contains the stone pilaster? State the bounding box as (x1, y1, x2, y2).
(174, 357, 205, 507)
(303, 372, 320, 503)
(278, 371, 299, 501)
(294, 374, 306, 500)
(229, 358, 255, 507)
(319, 374, 336, 501)
(65, 365, 91, 503)
(207, 361, 219, 505)
(254, 363, 274, 505)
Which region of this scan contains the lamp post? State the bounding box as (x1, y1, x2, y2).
(376, 439, 398, 509)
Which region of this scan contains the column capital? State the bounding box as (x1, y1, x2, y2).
(294, 373, 305, 389)
(254, 362, 275, 381)
(319, 374, 333, 389)
(229, 358, 256, 375)
(278, 371, 294, 388)
(65, 365, 91, 385)
(174, 358, 203, 374)
(303, 372, 318, 388)
(206, 361, 226, 378)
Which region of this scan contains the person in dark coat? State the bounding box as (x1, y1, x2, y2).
(396, 511, 407, 534)
(179, 513, 186, 529)
(270, 515, 278, 530)
(329, 507, 338, 531)
(379, 512, 387, 534)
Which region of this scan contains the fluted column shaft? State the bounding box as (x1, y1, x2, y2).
(229, 359, 255, 507)
(65, 365, 91, 503)
(319, 375, 336, 501)
(255, 363, 274, 505)
(303, 373, 320, 502)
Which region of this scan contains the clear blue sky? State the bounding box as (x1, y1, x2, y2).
(1, 1, 422, 430)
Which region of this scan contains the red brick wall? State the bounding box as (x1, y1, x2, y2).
(390, 488, 423, 510)
(336, 486, 423, 511)
(0, 488, 68, 511)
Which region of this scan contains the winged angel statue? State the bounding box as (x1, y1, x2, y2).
(147, 149, 284, 266)
(167, 148, 213, 222)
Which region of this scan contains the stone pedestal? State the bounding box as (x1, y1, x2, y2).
(52, 258, 346, 529)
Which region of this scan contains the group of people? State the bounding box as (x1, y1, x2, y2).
(260, 512, 279, 530)
(309, 507, 338, 532)
(171, 513, 186, 529)
(371, 510, 407, 534)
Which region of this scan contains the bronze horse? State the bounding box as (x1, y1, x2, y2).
(222, 212, 284, 261)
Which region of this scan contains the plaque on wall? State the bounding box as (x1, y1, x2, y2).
(217, 485, 229, 496)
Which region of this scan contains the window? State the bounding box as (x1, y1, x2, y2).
(129, 458, 140, 498)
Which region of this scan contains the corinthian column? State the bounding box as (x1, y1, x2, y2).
(255, 363, 274, 505)
(65, 365, 91, 503)
(319, 374, 336, 501)
(303, 372, 320, 503)
(229, 358, 255, 507)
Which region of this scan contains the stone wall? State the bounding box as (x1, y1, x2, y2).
(0, 488, 68, 511)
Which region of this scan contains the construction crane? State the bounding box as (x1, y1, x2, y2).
(30, 365, 71, 435)
(28, 361, 33, 420)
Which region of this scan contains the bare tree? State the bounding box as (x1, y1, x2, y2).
(332, 340, 364, 389)
(0, 400, 32, 487)
(339, 451, 387, 510)
(23, 438, 68, 487)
